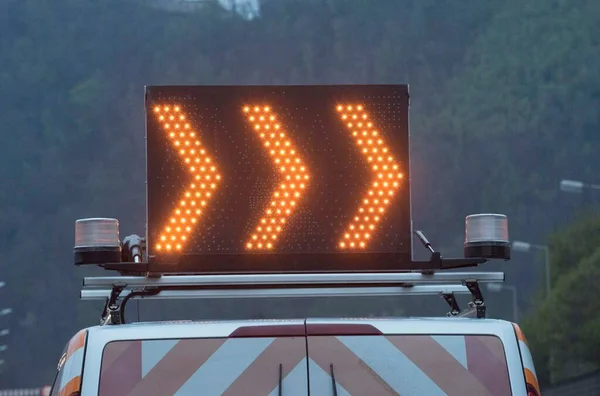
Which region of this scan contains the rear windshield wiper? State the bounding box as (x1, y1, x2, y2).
(330, 364, 338, 396)
(279, 363, 283, 396)
(278, 361, 337, 395)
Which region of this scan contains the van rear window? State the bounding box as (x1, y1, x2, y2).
(99, 334, 510, 395)
(306, 334, 512, 396)
(98, 336, 308, 396)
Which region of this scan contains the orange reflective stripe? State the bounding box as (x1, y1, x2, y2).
(57, 330, 86, 396)
(66, 330, 86, 360)
(58, 376, 81, 396)
(512, 324, 540, 394)
(512, 323, 528, 345)
(525, 368, 540, 394)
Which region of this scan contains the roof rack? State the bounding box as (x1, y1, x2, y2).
(81, 271, 504, 325)
(75, 213, 512, 325)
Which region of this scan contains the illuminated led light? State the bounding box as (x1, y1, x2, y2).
(337, 104, 403, 250)
(153, 105, 221, 252)
(242, 105, 309, 250)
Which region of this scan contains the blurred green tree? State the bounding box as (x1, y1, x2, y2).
(523, 210, 600, 386)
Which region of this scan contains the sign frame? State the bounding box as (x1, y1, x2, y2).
(144, 84, 413, 273)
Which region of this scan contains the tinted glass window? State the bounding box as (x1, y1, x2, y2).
(307, 334, 511, 395)
(99, 336, 308, 396)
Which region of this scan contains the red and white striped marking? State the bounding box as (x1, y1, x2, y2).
(99, 336, 308, 396)
(307, 334, 511, 396)
(95, 322, 512, 395)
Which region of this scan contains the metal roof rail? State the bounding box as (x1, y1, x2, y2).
(82, 271, 504, 288)
(80, 271, 503, 325)
(74, 213, 511, 325)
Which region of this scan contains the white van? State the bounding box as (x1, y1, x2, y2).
(50, 316, 540, 395)
(59, 211, 540, 395)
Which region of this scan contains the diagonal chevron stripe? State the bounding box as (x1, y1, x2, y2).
(101, 340, 133, 376)
(58, 348, 84, 392)
(174, 337, 275, 395)
(56, 330, 86, 396)
(464, 335, 511, 396)
(242, 105, 310, 251)
(95, 332, 515, 395)
(432, 335, 468, 369)
(308, 358, 351, 396)
(152, 104, 222, 253)
(267, 358, 309, 396)
(221, 336, 306, 395)
(141, 339, 178, 378)
(122, 338, 225, 396)
(512, 323, 541, 395)
(308, 335, 399, 395)
(387, 335, 496, 395)
(339, 335, 446, 395)
(335, 104, 404, 250)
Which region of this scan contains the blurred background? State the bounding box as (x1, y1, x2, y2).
(0, 0, 599, 393)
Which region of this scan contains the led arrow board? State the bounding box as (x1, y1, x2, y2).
(146, 85, 411, 273)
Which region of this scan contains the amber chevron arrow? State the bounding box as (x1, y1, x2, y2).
(242, 105, 310, 250)
(153, 105, 222, 252)
(336, 104, 404, 250)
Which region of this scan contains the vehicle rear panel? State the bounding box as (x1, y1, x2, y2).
(81, 318, 527, 396)
(306, 318, 526, 396)
(82, 320, 308, 396)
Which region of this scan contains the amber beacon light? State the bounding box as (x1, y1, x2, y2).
(464, 213, 511, 260)
(73, 218, 121, 265)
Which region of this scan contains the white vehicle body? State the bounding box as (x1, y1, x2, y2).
(50, 317, 540, 396)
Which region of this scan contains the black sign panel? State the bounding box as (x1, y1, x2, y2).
(145, 85, 411, 273)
